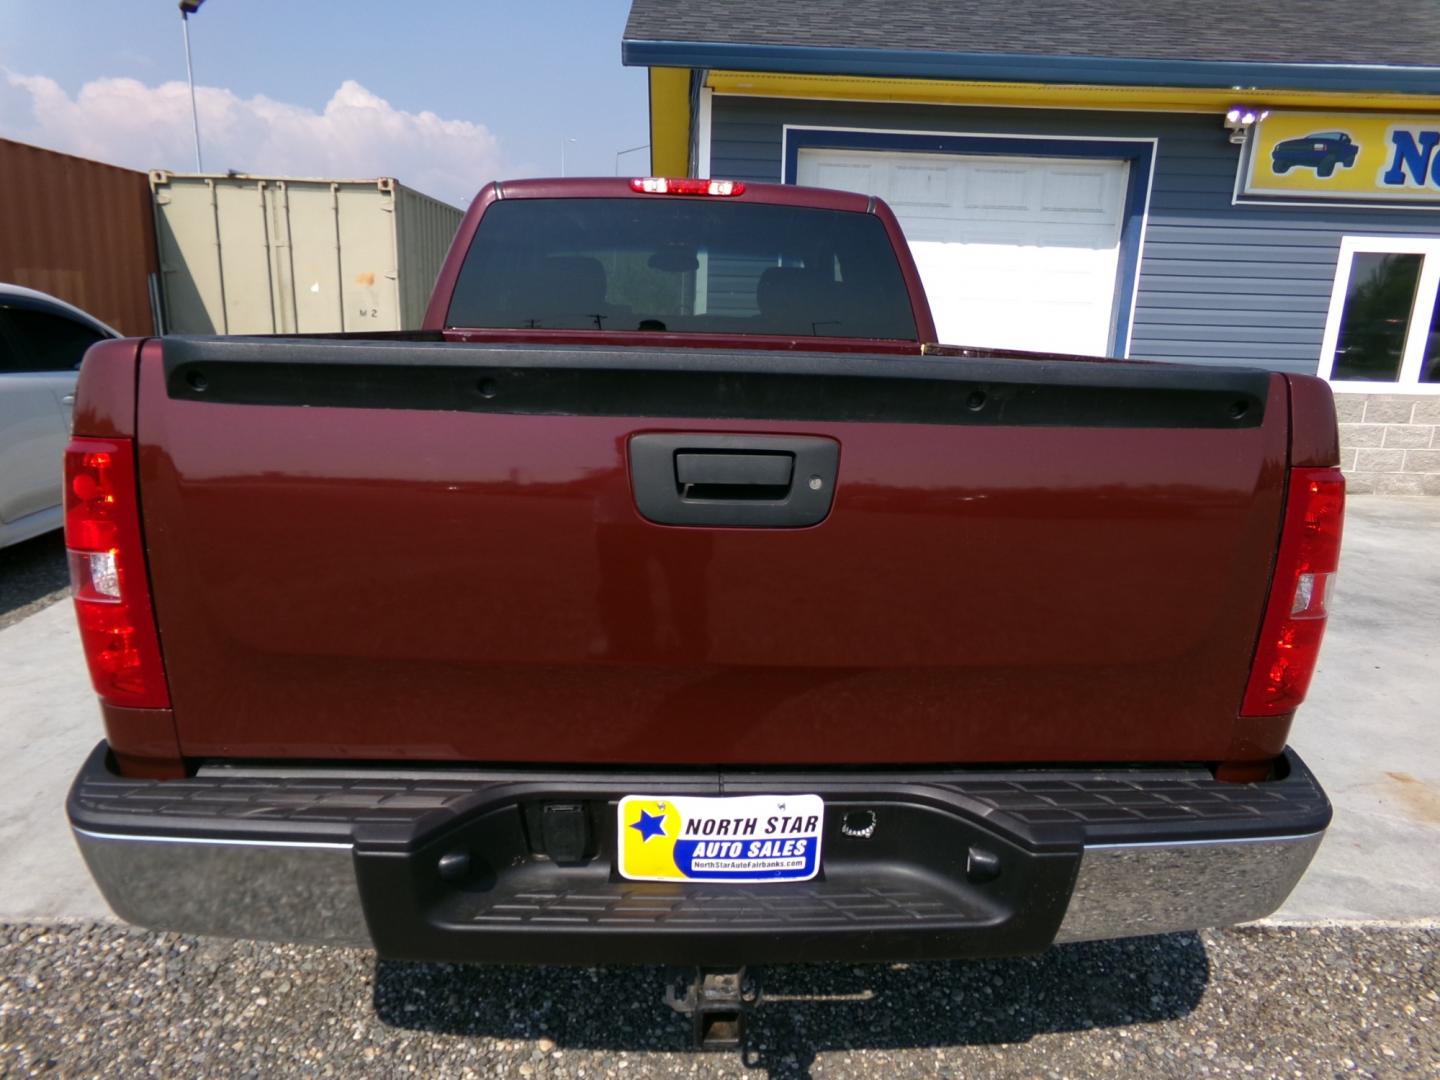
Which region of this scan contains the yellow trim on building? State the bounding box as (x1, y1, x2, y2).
(705, 70, 1440, 114)
(648, 68, 692, 176)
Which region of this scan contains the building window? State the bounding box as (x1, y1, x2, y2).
(1320, 237, 1440, 391)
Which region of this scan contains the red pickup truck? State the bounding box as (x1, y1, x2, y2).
(64, 177, 1340, 1042)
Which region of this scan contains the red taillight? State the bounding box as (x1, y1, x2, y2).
(629, 177, 746, 196)
(1241, 467, 1345, 716)
(64, 438, 170, 709)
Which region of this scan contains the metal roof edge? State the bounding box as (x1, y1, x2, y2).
(620, 38, 1440, 96)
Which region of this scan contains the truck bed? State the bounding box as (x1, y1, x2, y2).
(134, 335, 1288, 767)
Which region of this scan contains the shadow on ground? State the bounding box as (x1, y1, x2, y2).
(0, 532, 68, 630)
(374, 933, 1208, 1078)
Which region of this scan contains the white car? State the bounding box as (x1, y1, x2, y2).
(0, 284, 118, 549)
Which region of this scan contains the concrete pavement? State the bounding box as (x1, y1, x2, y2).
(0, 599, 110, 920)
(0, 531, 67, 631)
(1279, 495, 1440, 921)
(0, 496, 1436, 926)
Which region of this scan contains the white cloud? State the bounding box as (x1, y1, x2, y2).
(0, 71, 503, 206)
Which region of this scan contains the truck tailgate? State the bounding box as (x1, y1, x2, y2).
(137, 339, 1287, 766)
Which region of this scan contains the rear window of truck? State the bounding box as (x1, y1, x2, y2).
(446, 198, 918, 340)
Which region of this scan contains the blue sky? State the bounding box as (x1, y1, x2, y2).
(0, 0, 648, 205)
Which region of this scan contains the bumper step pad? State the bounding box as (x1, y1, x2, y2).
(70, 746, 1330, 849)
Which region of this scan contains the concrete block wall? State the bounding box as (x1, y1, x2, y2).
(1336, 395, 1440, 494)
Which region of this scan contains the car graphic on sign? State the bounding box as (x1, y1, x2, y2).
(1271, 131, 1360, 178)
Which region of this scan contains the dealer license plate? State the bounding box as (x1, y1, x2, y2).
(617, 794, 824, 883)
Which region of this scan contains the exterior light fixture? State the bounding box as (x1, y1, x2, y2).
(1224, 105, 1271, 145)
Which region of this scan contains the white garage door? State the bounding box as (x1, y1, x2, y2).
(797, 147, 1131, 356)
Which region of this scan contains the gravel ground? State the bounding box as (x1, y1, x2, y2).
(0, 923, 1434, 1078)
(0, 533, 67, 632)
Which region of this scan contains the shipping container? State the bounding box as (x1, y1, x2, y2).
(0, 138, 159, 336)
(149, 173, 463, 334)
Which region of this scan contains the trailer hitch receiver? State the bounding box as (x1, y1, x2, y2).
(665, 967, 754, 1050)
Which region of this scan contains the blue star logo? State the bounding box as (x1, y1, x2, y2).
(629, 808, 667, 842)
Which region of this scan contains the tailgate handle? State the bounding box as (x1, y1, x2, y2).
(674, 451, 794, 499)
(630, 434, 839, 528)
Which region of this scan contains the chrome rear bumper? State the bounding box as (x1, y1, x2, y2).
(69, 743, 1330, 962)
(75, 826, 1325, 951)
(1054, 832, 1324, 943)
(73, 829, 372, 947)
